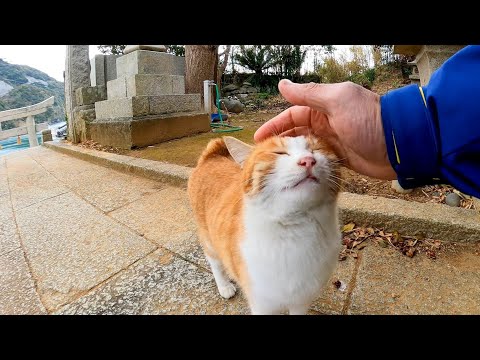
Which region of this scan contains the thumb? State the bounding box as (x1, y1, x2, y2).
(279, 79, 331, 113)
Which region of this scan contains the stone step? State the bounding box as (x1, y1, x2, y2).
(107, 74, 185, 99)
(90, 111, 211, 149)
(116, 50, 185, 77)
(95, 95, 201, 119)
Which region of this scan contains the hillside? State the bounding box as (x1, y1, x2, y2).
(371, 63, 410, 95)
(0, 59, 65, 129)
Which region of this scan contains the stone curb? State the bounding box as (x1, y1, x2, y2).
(44, 141, 480, 243)
(43, 141, 191, 188)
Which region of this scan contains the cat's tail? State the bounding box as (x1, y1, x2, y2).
(197, 138, 230, 166)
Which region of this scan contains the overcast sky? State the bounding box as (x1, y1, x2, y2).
(0, 45, 102, 82)
(0, 45, 356, 83)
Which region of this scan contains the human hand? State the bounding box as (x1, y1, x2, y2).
(254, 79, 397, 180)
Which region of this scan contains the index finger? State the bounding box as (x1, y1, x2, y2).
(253, 106, 313, 143)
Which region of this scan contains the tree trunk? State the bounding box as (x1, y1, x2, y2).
(185, 45, 219, 109)
(216, 45, 231, 91)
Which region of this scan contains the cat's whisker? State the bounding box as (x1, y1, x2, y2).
(326, 178, 343, 191)
(328, 174, 350, 184)
(327, 179, 344, 189)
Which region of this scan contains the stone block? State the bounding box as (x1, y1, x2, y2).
(108, 74, 186, 99)
(90, 111, 211, 149)
(90, 54, 105, 87)
(75, 85, 107, 106)
(73, 104, 96, 142)
(95, 95, 201, 119)
(172, 75, 185, 94)
(126, 74, 186, 96)
(116, 50, 185, 77)
(148, 94, 201, 114)
(415, 45, 466, 86)
(105, 54, 119, 83)
(90, 54, 120, 87)
(95, 97, 149, 119)
(41, 129, 53, 142)
(107, 77, 127, 99)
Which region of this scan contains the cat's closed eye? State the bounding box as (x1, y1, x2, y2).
(272, 151, 289, 156)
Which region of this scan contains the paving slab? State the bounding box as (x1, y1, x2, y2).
(312, 256, 358, 314)
(8, 168, 70, 211)
(56, 248, 250, 315)
(0, 156, 6, 172)
(348, 242, 480, 314)
(0, 174, 9, 198)
(15, 192, 156, 311)
(0, 195, 21, 256)
(0, 248, 46, 314)
(29, 149, 167, 213)
(109, 187, 207, 267)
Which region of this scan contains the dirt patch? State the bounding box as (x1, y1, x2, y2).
(341, 168, 476, 209)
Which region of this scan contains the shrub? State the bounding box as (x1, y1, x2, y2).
(316, 56, 349, 83)
(348, 72, 372, 89)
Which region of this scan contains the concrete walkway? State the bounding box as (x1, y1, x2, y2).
(1, 146, 480, 315)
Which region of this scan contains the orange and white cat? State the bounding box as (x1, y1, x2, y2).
(187, 135, 342, 315)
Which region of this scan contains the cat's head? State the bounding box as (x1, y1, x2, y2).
(224, 135, 342, 208)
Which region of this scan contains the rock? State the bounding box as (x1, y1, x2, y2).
(242, 82, 252, 86)
(238, 87, 248, 94)
(245, 86, 258, 93)
(391, 180, 413, 194)
(445, 192, 461, 207)
(221, 98, 245, 114)
(223, 84, 239, 92)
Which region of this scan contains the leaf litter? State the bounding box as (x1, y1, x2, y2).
(338, 223, 446, 261)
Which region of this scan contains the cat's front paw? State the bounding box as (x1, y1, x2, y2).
(218, 283, 237, 299)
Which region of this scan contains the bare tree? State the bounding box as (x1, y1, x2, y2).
(217, 45, 231, 89)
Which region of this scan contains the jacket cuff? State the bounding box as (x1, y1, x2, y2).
(380, 84, 443, 189)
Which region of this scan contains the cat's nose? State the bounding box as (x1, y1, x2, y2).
(298, 156, 316, 169)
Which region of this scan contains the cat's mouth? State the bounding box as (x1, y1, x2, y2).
(291, 175, 319, 189)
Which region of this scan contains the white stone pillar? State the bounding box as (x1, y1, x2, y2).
(26, 115, 38, 147)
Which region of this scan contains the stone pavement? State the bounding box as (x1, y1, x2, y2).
(1, 146, 480, 315)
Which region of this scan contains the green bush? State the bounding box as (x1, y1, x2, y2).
(364, 68, 376, 83)
(255, 92, 270, 100)
(348, 72, 373, 89)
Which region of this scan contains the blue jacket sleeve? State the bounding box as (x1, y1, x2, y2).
(381, 45, 480, 198)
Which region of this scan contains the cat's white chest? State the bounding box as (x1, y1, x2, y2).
(241, 203, 341, 313)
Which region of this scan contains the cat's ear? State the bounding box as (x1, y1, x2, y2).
(223, 136, 253, 167)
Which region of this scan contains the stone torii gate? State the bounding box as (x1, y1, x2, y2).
(0, 96, 54, 146)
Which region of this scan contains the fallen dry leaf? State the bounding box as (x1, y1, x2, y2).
(342, 223, 355, 233)
(406, 248, 416, 258)
(378, 239, 388, 248)
(357, 242, 368, 250)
